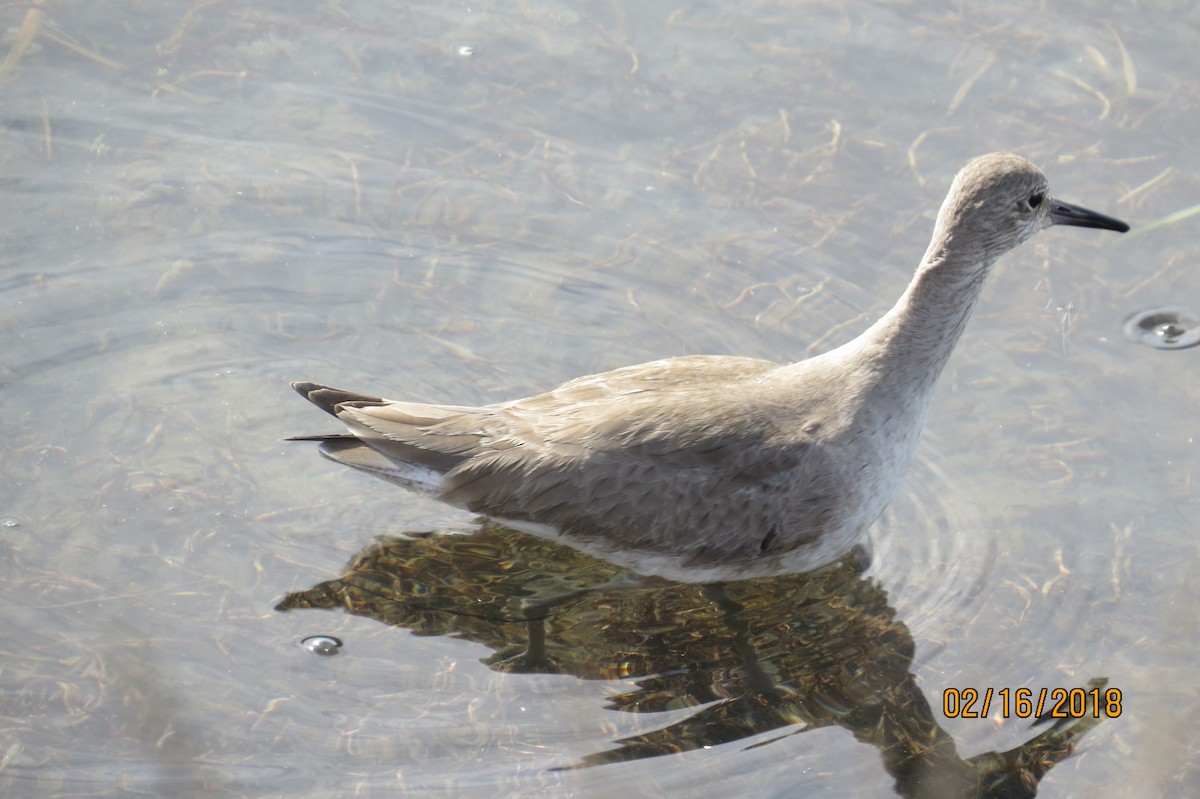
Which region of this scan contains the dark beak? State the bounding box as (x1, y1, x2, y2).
(1048, 198, 1130, 233)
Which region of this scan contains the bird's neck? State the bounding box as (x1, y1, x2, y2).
(855, 243, 995, 394)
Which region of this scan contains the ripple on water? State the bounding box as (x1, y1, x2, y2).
(868, 441, 999, 651)
(300, 635, 344, 656)
(1123, 306, 1200, 350)
(454, 41, 481, 58)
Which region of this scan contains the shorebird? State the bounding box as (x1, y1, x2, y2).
(290, 153, 1128, 582)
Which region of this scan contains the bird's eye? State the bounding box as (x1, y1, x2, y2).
(1027, 191, 1045, 209)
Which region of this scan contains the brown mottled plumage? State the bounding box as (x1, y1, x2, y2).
(290, 153, 1128, 582)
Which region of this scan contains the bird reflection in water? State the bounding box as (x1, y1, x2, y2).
(276, 523, 1108, 798)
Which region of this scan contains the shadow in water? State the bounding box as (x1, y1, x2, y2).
(276, 523, 1108, 798)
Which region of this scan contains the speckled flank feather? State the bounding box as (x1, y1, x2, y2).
(291, 153, 1128, 582)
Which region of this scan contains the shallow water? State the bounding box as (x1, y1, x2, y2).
(2, 0, 1198, 796)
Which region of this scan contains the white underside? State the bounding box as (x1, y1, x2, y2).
(330, 449, 865, 583)
(491, 515, 865, 584)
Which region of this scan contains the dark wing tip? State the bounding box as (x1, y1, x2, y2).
(290, 381, 387, 416)
(291, 381, 341, 416)
(291, 381, 325, 396)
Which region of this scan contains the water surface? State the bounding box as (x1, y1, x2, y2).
(2, 0, 1197, 796)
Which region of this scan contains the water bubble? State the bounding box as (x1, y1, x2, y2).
(300, 635, 343, 656)
(1, 517, 19, 528)
(1123, 306, 1200, 350)
(455, 42, 480, 58)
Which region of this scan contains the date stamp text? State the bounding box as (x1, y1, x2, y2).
(942, 686, 1122, 720)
